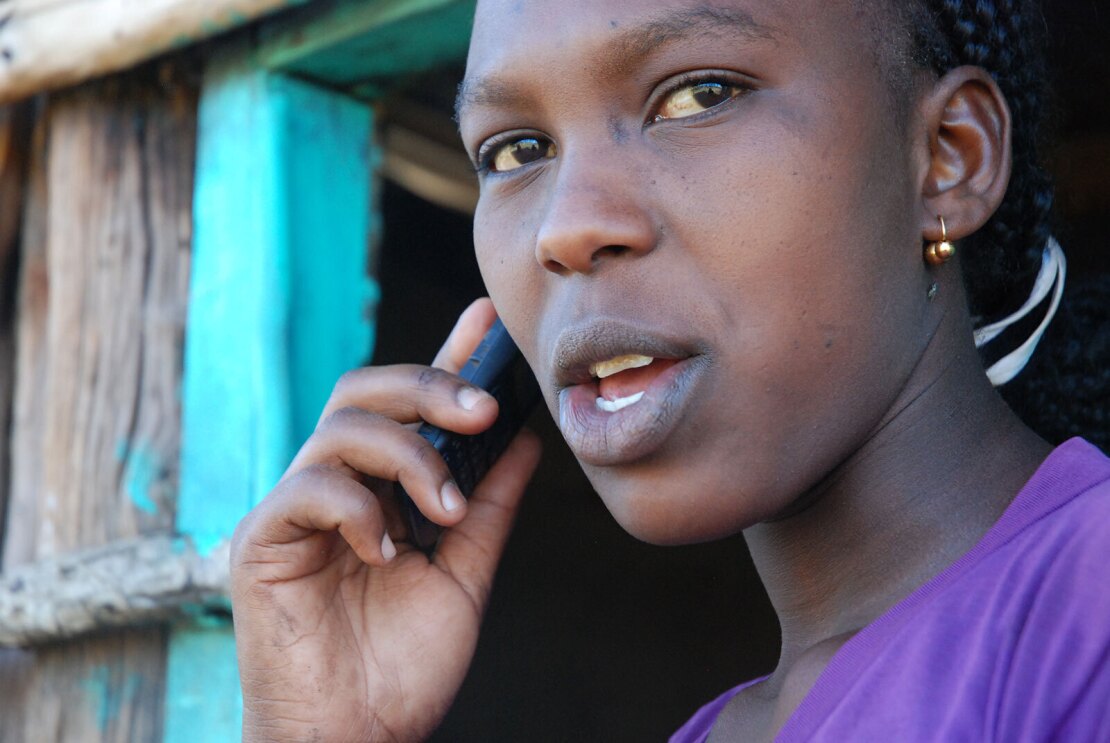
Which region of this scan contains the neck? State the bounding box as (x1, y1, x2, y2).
(743, 320, 1051, 667)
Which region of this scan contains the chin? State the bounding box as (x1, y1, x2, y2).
(584, 463, 771, 546)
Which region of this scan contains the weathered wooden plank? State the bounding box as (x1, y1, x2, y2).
(0, 96, 48, 743)
(22, 70, 193, 556)
(0, 0, 313, 104)
(259, 0, 474, 90)
(0, 101, 32, 564)
(1, 59, 196, 743)
(10, 629, 169, 743)
(380, 101, 477, 214)
(0, 535, 230, 647)
(0, 109, 34, 723)
(5, 96, 47, 570)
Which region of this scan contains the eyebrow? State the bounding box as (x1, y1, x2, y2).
(454, 4, 776, 122)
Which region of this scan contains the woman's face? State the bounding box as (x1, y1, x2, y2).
(459, 0, 934, 544)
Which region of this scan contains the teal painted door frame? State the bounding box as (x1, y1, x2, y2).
(170, 1, 474, 739)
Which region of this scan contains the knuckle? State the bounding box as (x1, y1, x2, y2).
(415, 366, 439, 389)
(409, 437, 437, 468)
(399, 436, 447, 484)
(317, 405, 376, 436)
(296, 461, 340, 482)
(413, 365, 451, 393)
(332, 368, 365, 399)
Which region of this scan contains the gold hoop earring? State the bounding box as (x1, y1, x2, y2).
(925, 216, 955, 266)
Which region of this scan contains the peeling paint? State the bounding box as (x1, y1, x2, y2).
(82, 667, 141, 732)
(123, 444, 161, 515)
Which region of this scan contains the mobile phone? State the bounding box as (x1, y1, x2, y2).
(399, 318, 542, 554)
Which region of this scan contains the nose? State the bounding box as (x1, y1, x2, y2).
(534, 155, 657, 275)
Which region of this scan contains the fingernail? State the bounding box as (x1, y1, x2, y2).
(381, 533, 397, 561)
(457, 387, 488, 411)
(441, 481, 465, 512)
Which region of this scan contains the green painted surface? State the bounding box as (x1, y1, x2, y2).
(171, 41, 378, 743)
(164, 628, 242, 743)
(277, 75, 379, 447)
(179, 55, 377, 551)
(123, 445, 161, 515)
(173, 0, 475, 735)
(260, 0, 475, 90)
(179, 51, 293, 557)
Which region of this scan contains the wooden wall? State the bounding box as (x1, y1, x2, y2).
(0, 98, 33, 582)
(0, 58, 197, 743)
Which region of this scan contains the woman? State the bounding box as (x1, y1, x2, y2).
(229, 0, 1110, 739)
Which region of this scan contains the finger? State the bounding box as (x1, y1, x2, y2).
(287, 406, 470, 527)
(317, 364, 498, 432)
(435, 429, 542, 608)
(232, 464, 394, 576)
(432, 298, 498, 373)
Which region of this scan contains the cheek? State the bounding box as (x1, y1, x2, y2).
(473, 202, 543, 353)
(625, 118, 926, 517)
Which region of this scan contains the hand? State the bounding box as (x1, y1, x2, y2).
(230, 299, 542, 742)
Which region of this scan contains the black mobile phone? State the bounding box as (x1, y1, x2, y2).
(400, 318, 541, 554)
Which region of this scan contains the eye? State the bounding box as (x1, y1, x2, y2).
(653, 80, 745, 122)
(481, 136, 557, 174)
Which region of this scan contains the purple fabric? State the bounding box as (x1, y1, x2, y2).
(671, 438, 1110, 742)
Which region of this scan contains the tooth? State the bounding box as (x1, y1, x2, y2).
(589, 354, 653, 379)
(595, 391, 645, 413)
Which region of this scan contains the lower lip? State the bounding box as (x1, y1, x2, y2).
(556, 356, 708, 466)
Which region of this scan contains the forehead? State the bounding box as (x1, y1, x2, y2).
(461, 0, 881, 120)
(467, 0, 780, 70)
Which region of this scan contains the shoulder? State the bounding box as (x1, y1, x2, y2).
(1018, 438, 1110, 561)
(978, 438, 1110, 739)
(964, 438, 1110, 627)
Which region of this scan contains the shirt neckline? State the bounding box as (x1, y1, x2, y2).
(774, 437, 1110, 741)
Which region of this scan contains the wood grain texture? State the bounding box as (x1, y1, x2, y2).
(5, 97, 47, 570)
(0, 536, 230, 647)
(0, 101, 33, 567)
(0, 59, 196, 743)
(0, 0, 311, 104)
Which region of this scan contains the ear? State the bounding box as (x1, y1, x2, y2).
(917, 66, 1012, 245)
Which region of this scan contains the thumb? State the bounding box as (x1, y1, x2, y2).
(435, 429, 542, 608)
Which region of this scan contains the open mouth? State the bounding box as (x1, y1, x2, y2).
(590, 354, 681, 412)
(551, 324, 709, 466)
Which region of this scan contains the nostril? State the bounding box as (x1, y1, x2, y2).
(594, 245, 628, 262)
(542, 257, 569, 274)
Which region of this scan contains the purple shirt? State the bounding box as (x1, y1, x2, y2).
(672, 438, 1110, 742)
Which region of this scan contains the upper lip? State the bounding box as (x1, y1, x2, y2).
(551, 319, 704, 389)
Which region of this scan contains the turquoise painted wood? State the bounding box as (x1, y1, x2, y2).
(171, 1, 474, 739)
(170, 45, 377, 743)
(179, 51, 293, 560)
(282, 81, 381, 443)
(163, 626, 243, 743)
(260, 0, 476, 91)
(178, 47, 377, 554)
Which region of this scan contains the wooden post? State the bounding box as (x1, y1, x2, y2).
(166, 4, 475, 738)
(0, 100, 32, 567)
(0, 98, 33, 743)
(169, 45, 377, 740)
(0, 0, 313, 105)
(0, 60, 197, 743)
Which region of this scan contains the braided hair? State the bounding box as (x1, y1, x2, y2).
(897, 0, 1054, 323)
(891, 1, 1110, 450)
